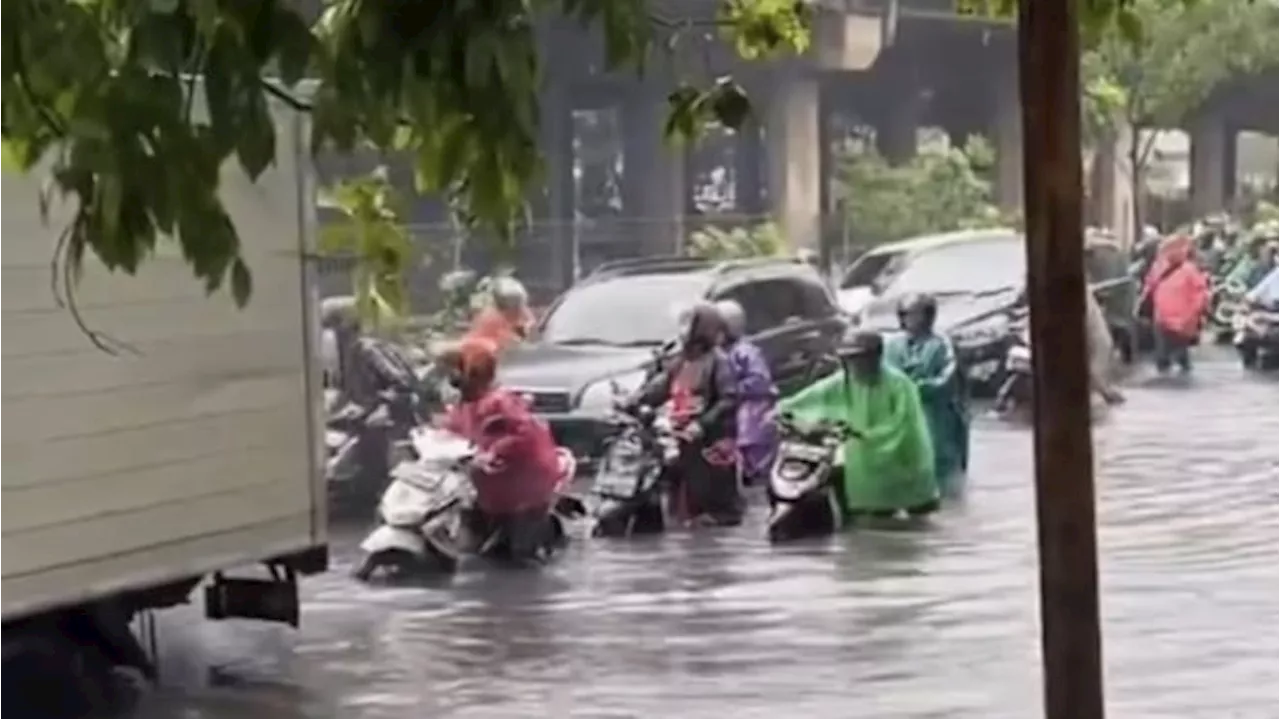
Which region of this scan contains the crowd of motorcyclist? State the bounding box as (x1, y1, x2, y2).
(1133, 215, 1279, 372)
(322, 212, 1278, 569)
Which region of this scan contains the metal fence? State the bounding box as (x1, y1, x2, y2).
(315, 213, 875, 314)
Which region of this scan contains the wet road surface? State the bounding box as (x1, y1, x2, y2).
(134, 352, 1277, 719)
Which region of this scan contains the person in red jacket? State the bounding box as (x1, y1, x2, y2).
(441, 337, 563, 563)
(1142, 235, 1210, 374)
(464, 277, 536, 352)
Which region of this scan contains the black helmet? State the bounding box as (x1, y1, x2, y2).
(896, 293, 938, 322)
(836, 330, 883, 361)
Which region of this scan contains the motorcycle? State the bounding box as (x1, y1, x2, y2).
(326, 387, 420, 509)
(590, 405, 681, 537)
(993, 314, 1032, 416)
(1233, 301, 1280, 370)
(766, 414, 857, 542)
(1208, 279, 1249, 345)
(355, 427, 477, 580)
(356, 427, 583, 579)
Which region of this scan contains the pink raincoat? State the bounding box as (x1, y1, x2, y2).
(1144, 237, 1210, 340)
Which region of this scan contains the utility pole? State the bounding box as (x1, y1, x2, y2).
(1015, 0, 1107, 718)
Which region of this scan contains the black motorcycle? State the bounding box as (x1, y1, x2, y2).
(993, 314, 1032, 416)
(766, 414, 858, 542)
(1234, 300, 1279, 370)
(1208, 278, 1248, 345)
(325, 339, 428, 511)
(590, 405, 680, 537)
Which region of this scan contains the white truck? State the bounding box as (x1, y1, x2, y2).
(1, 94, 328, 698)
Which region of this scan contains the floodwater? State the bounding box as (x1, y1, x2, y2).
(128, 351, 1277, 718)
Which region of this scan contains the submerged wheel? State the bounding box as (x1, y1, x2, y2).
(632, 501, 666, 534)
(1239, 343, 1259, 369)
(352, 554, 380, 581)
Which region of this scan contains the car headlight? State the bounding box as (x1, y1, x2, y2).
(577, 370, 647, 415)
(952, 315, 1011, 350)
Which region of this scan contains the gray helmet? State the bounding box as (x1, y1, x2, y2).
(714, 299, 747, 340)
(319, 296, 359, 330)
(491, 276, 529, 311)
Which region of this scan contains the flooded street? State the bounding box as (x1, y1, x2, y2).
(135, 351, 1277, 719)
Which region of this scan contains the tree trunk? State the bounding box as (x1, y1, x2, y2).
(1015, 0, 1107, 718)
(1129, 131, 1144, 241)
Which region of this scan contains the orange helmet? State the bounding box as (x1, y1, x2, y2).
(456, 337, 499, 393)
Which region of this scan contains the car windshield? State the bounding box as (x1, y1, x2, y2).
(539, 274, 709, 346)
(840, 250, 904, 289)
(886, 234, 1024, 296)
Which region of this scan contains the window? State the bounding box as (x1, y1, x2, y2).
(840, 250, 904, 289)
(540, 274, 709, 346)
(717, 279, 807, 335)
(798, 278, 838, 319)
(887, 234, 1024, 296)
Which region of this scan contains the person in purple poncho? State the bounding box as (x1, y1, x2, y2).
(714, 300, 780, 487)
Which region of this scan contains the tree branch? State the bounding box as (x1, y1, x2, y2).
(13, 38, 69, 136)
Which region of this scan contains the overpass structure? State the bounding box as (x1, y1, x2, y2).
(533, 0, 1277, 255)
(536, 0, 1010, 257)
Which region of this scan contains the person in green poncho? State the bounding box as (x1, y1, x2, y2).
(778, 331, 940, 519)
(883, 294, 970, 497)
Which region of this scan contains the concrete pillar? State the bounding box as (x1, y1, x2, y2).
(1189, 111, 1230, 217)
(1088, 125, 1136, 248)
(877, 89, 923, 165)
(540, 83, 576, 288)
(991, 67, 1023, 212)
(734, 121, 765, 215)
(764, 71, 823, 250)
(621, 86, 686, 255)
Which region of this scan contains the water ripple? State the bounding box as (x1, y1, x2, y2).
(131, 353, 1278, 719)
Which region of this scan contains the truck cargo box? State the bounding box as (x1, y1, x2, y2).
(1, 99, 327, 622)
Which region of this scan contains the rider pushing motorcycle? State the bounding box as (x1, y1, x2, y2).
(779, 331, 939, 520)
(620, 302, 743, 527)
(441, 338, 564, 564)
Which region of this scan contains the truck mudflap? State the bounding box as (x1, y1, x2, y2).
(199, 544, 327, 627)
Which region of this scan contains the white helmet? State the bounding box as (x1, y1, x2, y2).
(714, 299, 747, 340)
(319, 295, 359, 329)
(491, 276, 529, 311)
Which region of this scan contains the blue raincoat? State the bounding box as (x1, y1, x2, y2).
(883, 331, 970, 496)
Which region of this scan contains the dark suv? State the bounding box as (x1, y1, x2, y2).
(497, 256, 849, 460)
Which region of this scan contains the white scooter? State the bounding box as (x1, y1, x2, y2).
(355, 427, 582, 580)
(355, 427, 477, 580)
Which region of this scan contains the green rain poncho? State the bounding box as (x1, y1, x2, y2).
(884, 332, 970, 496)
(779, 365, 939, 513)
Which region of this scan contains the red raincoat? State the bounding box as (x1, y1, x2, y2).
(1144, 238, 1210, 340)
(443, 389, 561, 515)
